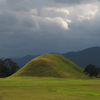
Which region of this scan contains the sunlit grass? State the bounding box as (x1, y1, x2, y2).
(0, 77, 100, 100)
(0, 54, 97, 99)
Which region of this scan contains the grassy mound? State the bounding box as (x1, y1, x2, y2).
(13, 54, 88, 78)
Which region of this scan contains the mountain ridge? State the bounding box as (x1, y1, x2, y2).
(62, 46, 100, 69)
(1, 46, 100, 69)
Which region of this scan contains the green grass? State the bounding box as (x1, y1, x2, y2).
(12, 54, 88, 78)
(0, 77, 100, 100)
(0, 54, 98, 99)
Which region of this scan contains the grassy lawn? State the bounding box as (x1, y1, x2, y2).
(0, 77, 100, 100)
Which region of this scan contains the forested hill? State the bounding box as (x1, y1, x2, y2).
(62, 46, 100, 69)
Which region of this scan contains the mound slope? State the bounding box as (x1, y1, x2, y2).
(13, 54, 87, 78)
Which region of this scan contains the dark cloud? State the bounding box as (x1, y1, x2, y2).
(53, 0, 95, 5)
(54, 0, 82, 4)
(0, 0, 100, 57)
(3, 0, 53, 11)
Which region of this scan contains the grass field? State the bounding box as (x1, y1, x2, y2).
(0, 54, 99, 100)
(0, 77, 100, 100)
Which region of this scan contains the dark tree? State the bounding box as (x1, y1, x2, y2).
(0, 58, 19, 77)
(4, 58, 19, 76)
(83, 64, 98, 79)
(95, 67, 100, 77)
(0, 59, 7, 77)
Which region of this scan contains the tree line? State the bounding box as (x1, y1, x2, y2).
(84, 64, 100, 79)
(0, 58, 19, 77)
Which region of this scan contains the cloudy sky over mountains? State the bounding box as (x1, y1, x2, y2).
(0, 0, 100, 57)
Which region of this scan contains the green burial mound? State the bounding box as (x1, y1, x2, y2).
(13, 54, 88, 78)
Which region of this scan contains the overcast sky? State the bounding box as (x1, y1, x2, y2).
(0, 0, 100, 57)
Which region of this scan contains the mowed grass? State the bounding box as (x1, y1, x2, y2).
(0, 54, 98, 100)
(13, 54, 88, 78)
(0, 77, 100, 100)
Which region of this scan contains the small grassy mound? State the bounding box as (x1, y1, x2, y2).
(12, 54, 88, 78)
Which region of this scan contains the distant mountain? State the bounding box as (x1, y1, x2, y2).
(62, 46, 100, 69)
(12, 55, 39, 68)
(1, 46, 100, 69)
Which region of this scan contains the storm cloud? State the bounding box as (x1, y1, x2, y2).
(0, 0, 100, 57)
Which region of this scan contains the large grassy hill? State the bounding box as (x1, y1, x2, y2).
(12, 54, 88, 78)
